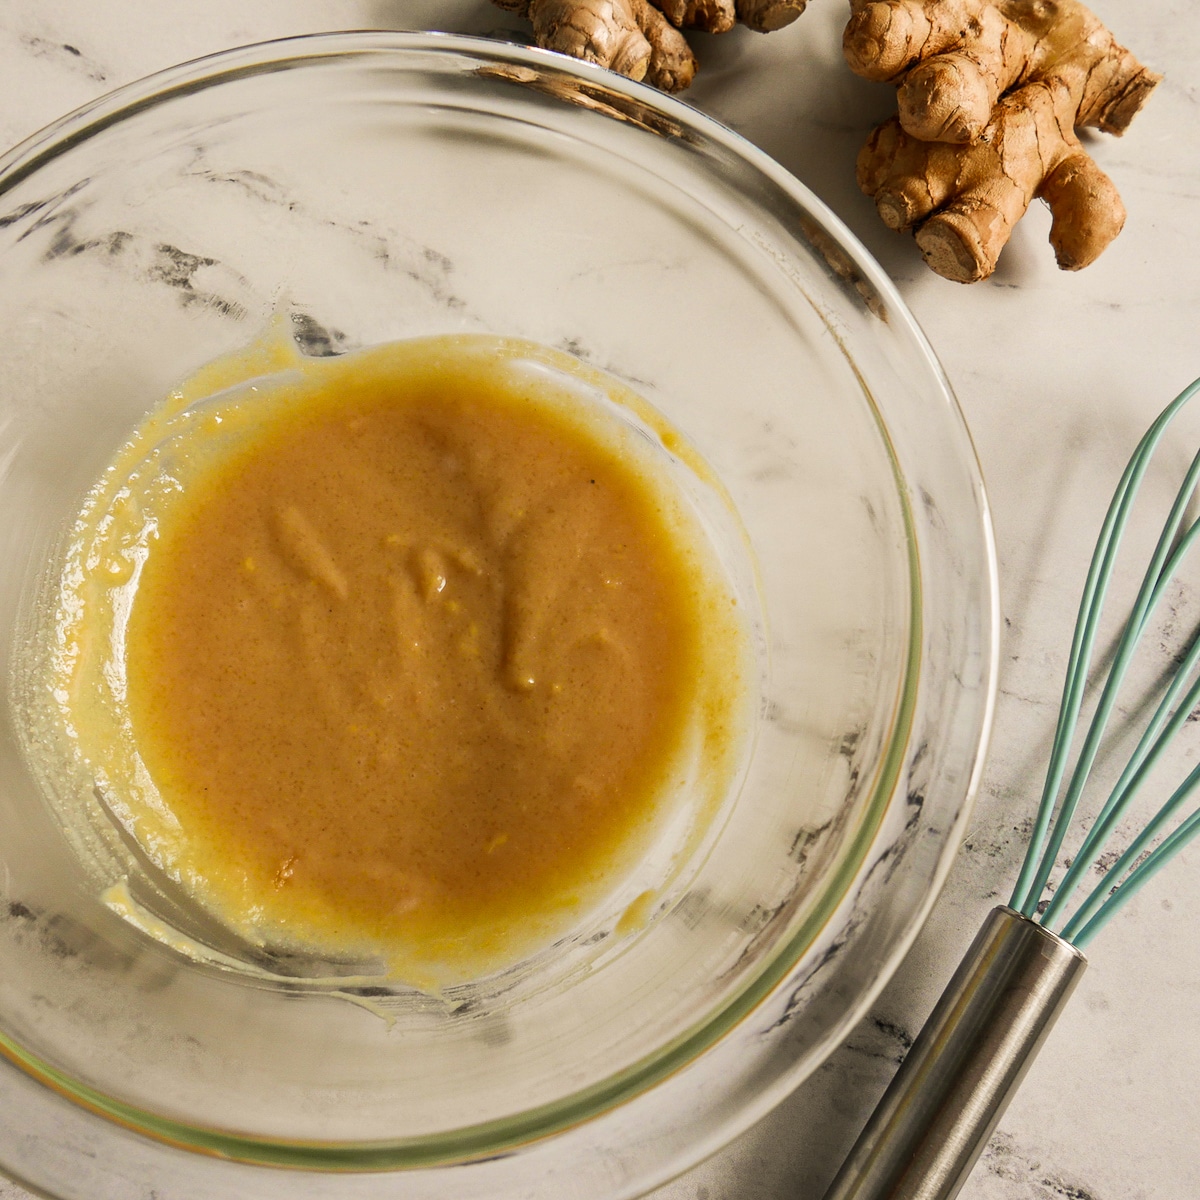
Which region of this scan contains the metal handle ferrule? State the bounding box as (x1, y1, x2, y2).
(821, 905, 1087, 1200)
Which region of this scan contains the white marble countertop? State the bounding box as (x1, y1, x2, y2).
(1, 2, 1197, 1198)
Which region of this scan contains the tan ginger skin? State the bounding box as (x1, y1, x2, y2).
(493, 0, 809, 91)
(845, 0, 1161, 282)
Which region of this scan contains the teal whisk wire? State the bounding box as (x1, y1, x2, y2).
(1040, 520, 1200, 932)
(1008, 376, 1200, 942)
(1008, 404, 1175, 915)
(1067, 765, 1200, 946)
(1018, 431, 1200, 912)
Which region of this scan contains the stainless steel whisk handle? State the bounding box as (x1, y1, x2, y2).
(821, 906, 1087, 1200)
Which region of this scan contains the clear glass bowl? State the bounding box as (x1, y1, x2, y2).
(0, 32, 997, 1200)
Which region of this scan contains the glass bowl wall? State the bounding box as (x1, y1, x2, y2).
(0, 33, 997, 1200)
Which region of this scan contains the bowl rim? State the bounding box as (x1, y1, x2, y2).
(0, 27, 1000, 1175)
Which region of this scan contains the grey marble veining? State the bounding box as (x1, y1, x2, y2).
(1, 2, 1198, 1198)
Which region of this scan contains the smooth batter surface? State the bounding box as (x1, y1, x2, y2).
(51, 334, 746, 980)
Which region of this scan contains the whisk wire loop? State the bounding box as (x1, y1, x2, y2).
(1012, 418, 1170, 913)
(1010, 376, 1200, 933)
(1069, 768, 1200, 945)
(1022, 445, 1200, 911)
(1007, 460, 1133, 913)
(1042, 526, 1200, 931)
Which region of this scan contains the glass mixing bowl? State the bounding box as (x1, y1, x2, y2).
(0, 32, 997, 1200)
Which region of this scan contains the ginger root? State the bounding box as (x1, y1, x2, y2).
(493, 0, 809, 91)
(845, 0, 1161, 282)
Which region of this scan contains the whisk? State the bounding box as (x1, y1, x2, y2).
(822, 375, 1200, 1200)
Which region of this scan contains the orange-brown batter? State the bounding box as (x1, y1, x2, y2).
(103, 336, 739, 975)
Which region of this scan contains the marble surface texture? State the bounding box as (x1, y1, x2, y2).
(0, 2, 1197, 1198)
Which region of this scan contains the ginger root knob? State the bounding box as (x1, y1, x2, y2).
(846, 0, 1160, 280)
(495, 0, 809, 91)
